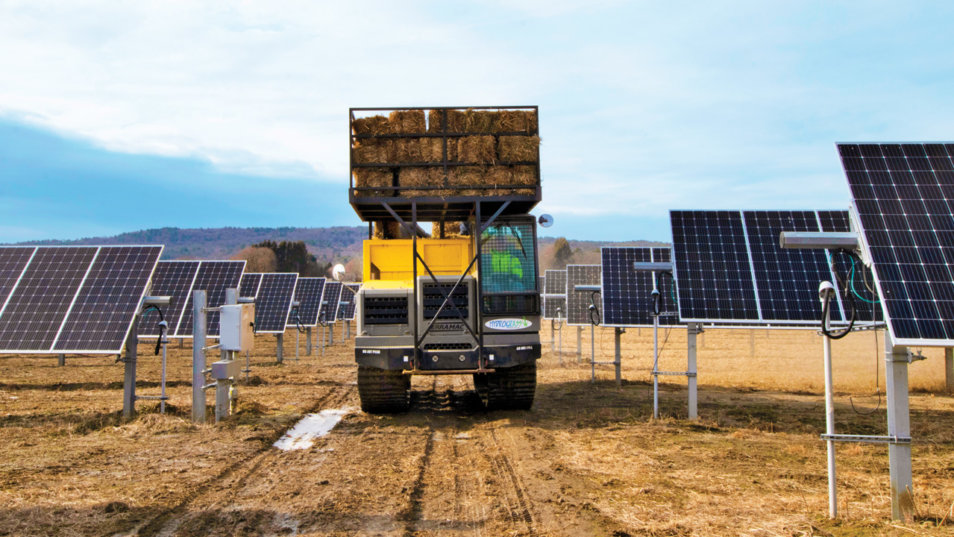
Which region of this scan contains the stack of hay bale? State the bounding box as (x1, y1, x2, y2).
(352, 108, 539, 199)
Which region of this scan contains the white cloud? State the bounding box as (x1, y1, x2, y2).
(0, 0, 952, 232)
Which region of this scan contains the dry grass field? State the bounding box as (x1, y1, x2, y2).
(0, 324, 952, 536)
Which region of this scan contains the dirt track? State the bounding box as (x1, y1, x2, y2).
(1, 326, 953, 536)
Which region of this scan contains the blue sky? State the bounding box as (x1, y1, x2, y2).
(2, 1, 954, 243)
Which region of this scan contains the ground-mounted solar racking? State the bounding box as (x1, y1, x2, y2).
(565, 265, 601, 327)
(600, 247, 679, 328)
(319, 281, 343, 325)
(288, 277, 326, 328)
(139, 260, 245, 339)
(541, 269, 567, 321)
(252, 273, 299, 334)
(830, 142, 954, 521)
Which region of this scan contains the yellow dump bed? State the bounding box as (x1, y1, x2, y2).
(363, 238, 475, 283)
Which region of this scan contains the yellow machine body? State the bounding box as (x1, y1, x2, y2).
(363, 237, 475, 284)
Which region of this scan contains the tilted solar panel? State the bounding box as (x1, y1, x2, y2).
(338, 283, 360, 321)
(254, 273, 299, 333)
(543, 269, 566, 295)
(838, 142, 954, 345)
(600, 247, 679, 327)
(176, 261, 246, 337)
(319, 281, 342, 324)
(565, 265, 601, 326)
(0, 245, 162, 354)
(289, 277, 326, 327)
(138, 261, 200, 339)
(543, 295, 566, 320)
(239, 273, 262, 299)
(671, 210, 878, 326)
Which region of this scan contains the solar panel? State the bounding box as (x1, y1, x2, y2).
(138, 261, 200, 339)
(541, 269, 566, 320)
(600, 247, 679, 327)
(319, 281, 342, 324)
(288, 277, 326, 327)
(254, 273, 298, 333)
(0, 246, 162, 354)
(565, 265, 601, 326)
(670, 210, 877, 326)
(54, 246, 163, 352)
(838, 142, 954, 345)
(543, 269, 566, 295)
(239, 272, 262, 299)
(543, 295, 566, 320)
(175, 261, 246, 337)
(337, 283, 360, 321)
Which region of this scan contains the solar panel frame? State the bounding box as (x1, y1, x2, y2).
(337, 283, 360, 321)
(288, 277, 326, 328)
(600, 246, 680, 328)
(541, 269, 566, 320)
(565, 264, 601, 326)
(838, 142, 954, 346)
(239, 273, 263, 299)
(319, 281, 342, 324)
(671, 210, 877, 327)
(0, 245, 163, 354)
(253, 273, 299, 334)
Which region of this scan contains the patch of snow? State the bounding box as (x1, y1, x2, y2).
(273, 408, 351, 451)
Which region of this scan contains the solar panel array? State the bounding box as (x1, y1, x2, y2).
(542, 269, 567, 320)
(0, 246, 162, 354)
(251, 273, 299, 333)
(319, 281, 342, 324)
(337, 283, 360, 321)
(139, 260, 245, 338)
(565, 265, 601, 326)
(600, 247, 679, 327)
(175, 261, 246, 337)
(288, 277, 326, 328)
(670, 210, 880, 326)
(838, 142, 954, 346)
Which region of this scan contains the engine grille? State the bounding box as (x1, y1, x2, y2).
(422, 283, 470, 320)
(363, 296, 409, 325)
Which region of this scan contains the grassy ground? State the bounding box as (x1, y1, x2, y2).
(0, 325, 950, 536)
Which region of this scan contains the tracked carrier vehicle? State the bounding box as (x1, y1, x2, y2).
(350, 106, 542, 412)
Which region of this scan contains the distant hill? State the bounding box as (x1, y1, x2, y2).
(15, 226, 368, 264)
(10, 226, 669, 274)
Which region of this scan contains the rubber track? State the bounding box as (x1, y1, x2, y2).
(358, 366, 411, 413)
(474, 363, 536, 410)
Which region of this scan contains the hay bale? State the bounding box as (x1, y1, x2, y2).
(448, 166, 487, 196)
(353, 169, 394, 197)
(373, 221, 405, 239)
(392, 139, 424, 163)
(497, 135, 540, 162)
(511, 165, 537, 195)
(353, 115, 390, 136)
(398, 167, 449, 197)
(428, 109, 466, 133)
(352, 139, 393, 164)
(388, 110, 426, 134)
(457, 136, 496, 164)
(496, 110, 537, 133)
(463, 110, 496, 133)
(420, 137, 456, 162)
(431, 221, 464, 238)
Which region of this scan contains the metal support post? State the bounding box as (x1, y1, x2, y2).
(652, 314, 660, 419)
(306, 327, 313, 355)
(57, 354, 65, 367)
(160, 333, 168, 414)
(614, 327, 622, 387)
(276, 333, 284, 363)
(946, 348, 954, 393)
(178, 338, 183, 349)
(550, 321, 555, 347)
(590, 324, 596, 382)
(822, 311, 837, 519)
(215, 351, 230, 423)
(122, 317, 139, 420)
(192, 290, 207, 423)
(345, 320, 351, 339)
(557, 312, 563, 364)
(885, 336, 914, 521)
(576, 326, 582, 363)
(320, 323, 325, 355)
(295, 328, 300, 362)
(687, 323, 699, 420)
(329, 323, 335, 346)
